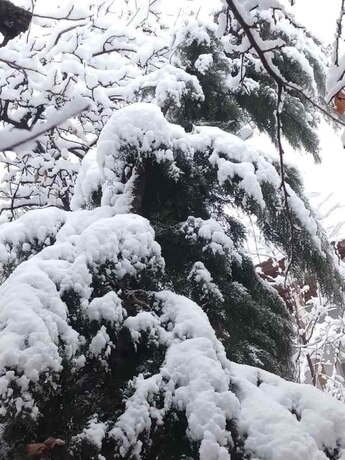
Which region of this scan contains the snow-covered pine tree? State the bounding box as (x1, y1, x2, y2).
(1, 1, 345, 459)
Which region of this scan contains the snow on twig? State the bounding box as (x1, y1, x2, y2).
(0, 98, 90, 152)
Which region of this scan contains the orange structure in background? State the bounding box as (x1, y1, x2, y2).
(334, 90, 345, 114)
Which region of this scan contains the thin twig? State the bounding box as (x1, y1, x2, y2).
(0, 100, 89, 152)
(276, 82, 295, 284)
(335, 0, 345, 67)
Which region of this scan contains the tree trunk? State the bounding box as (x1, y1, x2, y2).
(130, 161, 150, 215)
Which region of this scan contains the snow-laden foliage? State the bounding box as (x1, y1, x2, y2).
(0, 0, 333, 217)
(1, 0, 345, 458)
(216, 0, 327, 158)
(0, 202, 344, 459)
(0, 0, 203, 216)
(2, 252, 345, 459)
(0, 211, 162, 408)
(0, 100, 343, 458)
(77, 102, 343, 303)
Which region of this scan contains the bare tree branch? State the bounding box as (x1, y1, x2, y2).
(335, 0, 345, 67)
(0, 99, 90, 152)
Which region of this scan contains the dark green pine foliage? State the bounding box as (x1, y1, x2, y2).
(173, 21, 326, 160)
(230, 14, 326, 160)
(168, 32, 245, 133)
(166, 22, 342, 304)
(141, 158, 294, 378)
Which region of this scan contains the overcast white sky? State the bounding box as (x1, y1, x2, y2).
(288, 2, 345, 240)
(293, 1, 340, 44)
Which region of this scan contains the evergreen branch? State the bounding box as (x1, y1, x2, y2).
(226, 0, 299, 283)
(225, 0, 345, 127)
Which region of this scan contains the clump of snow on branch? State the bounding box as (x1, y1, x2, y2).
(188, 261, 224, 303)
(111, 292, 345, 460)
(85, 103, 320, 247)
(182, 217, 235, 258)
(0, 212, 163, 414)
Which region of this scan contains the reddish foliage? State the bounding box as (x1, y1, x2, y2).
(334, 90, 345, 114)
(26, 437, 65, 458)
